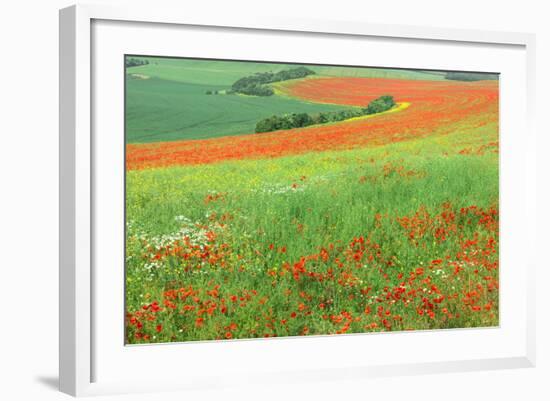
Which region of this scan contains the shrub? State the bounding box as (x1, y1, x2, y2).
(363, 95, 395, 114)
(255, 95, 396, 133)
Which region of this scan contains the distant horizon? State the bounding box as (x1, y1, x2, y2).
(126, 54, 501, 77)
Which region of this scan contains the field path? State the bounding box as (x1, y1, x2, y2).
(126, 77, 498, 170)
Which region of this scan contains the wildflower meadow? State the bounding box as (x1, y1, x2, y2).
(125, 57, 499, 344)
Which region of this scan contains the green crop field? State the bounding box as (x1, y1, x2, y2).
(125, 78, 349, 142)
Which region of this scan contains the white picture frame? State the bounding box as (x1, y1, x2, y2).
(59, 3, 536, 397)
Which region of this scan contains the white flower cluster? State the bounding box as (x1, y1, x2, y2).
(133, 212, 242, 278)
(144, 216, 209, 250)
(433, 268, 448, 278)
(259, 183, 306, 195)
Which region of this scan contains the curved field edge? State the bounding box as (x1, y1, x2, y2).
(125, 60, 445, 144)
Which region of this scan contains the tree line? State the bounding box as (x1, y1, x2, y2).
(125, 58, 149, 68)
(445, 72, 498, 81)
(255, 95, 396, 133)
(229, 67, 316, 96)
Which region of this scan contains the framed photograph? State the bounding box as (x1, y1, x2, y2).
(59, 4, 536, 396)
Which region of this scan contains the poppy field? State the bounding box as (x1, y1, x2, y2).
(125, 57, 499, 344)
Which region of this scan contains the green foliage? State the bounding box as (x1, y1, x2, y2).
(445, 72, 499, 81)
(236, 84, 274, 96)
(363, 95, 396, 114)
(231, 67, 316, 96)
(255, 95, 396, 133)
(125, 57, 149, 68)
(255, 113, 314, 132)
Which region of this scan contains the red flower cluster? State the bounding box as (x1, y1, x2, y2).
(126, 203, 499, 343)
